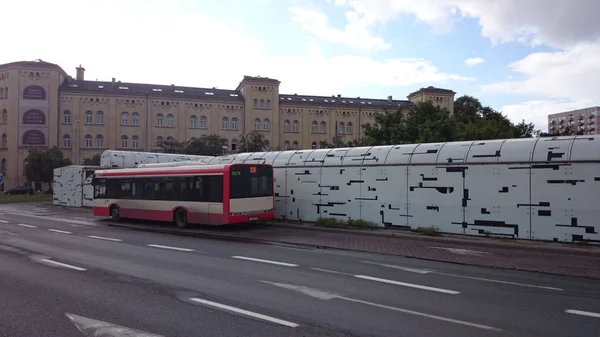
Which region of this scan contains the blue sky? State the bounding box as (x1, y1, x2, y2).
(3, 0, 599, 131)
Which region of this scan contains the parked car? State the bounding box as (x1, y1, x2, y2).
(4, 185, 34, 195)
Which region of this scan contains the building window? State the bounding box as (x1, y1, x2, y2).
(284, 141, 290, 150)
(231, 139, 237, 151)
(132, 135, 139, 149)
(312, 121, 317, 133)
(96, 135, 104, 148)
(63, 134, 71, 148)
(311, 141, 317, 149)
(190, 115, 197, 128)
(63, 110, 71, 124)
(0, 158, 6, 175)
(292, 141, 299, 150)
(200, 116, 207, 129)
(232, 118, 238, 130)
(167, 114, 174, 127)
(347, 123, 353, 134)
(260, 99, 265, 109)
(264, 139, 270, 149)
(254, 118, 260, 130)
(121, 112, 129, 125)
(320, 121, 326, 133)
(222, 117, 229, 130)
(1, 133, 6, 148)
(266, 99, 271, 109)
(338, 122, 344, 134)
(284, 120, 290, 132)
(253, 99, 258, 108)
(84, 134, 92, 148)
(156, 114, 164, 127)
(156, 136, 164, 148)
(121, 135, 128, 148)
(85, 111, 93, 124)
(132, 112, 140, 125)
(293, 120, 299, 132)
(263, 119, 270, 131)
(96, 111, 104, 124)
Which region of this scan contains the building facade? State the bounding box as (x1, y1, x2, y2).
(548, 107, 599, 135)
(0, 60, 456, 189)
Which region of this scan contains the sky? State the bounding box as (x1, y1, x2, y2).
(3, 0, 600, 132)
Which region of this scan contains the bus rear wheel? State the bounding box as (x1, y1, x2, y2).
(110, 206, 120, 222)
(174, 209, 188, 228)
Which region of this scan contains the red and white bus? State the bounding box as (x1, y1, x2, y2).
(91, 163, 275, 227)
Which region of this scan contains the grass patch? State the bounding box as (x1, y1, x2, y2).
(415, 226, 439, 236)
(0, 193, 52, 204)
(315, 217, 379, 230)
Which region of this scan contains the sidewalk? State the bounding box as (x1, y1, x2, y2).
(32, 204, 600, 279)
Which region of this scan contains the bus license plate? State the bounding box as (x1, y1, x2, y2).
(249, 216, 259, 221)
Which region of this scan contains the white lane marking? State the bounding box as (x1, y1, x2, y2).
(231, 256, 298, 267)
(17, 224, 37, 228)
(66, 313, 165, 336)
(428, 246, 490, 256)
(147, 244, 194, 252)
(38, 258, 86, 271)
(189, 297, 299, 328)
(87, 235, 122, 242)
(0, 220, 9, 223)
(361, 261, 434, 274)
(354, 275, 460, 295)
(435, 272, 564, 291)
(48, 229, 72, 234)
(310, 268, 353, 276)
(261, 281, 500, 331)
(565, 309, 600, 319)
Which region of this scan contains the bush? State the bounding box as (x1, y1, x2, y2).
(315, 217, 378, 230)
(415, 226, 439, 236)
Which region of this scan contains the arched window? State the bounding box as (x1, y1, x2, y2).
(311, 141, 317, 149)
(0, 158, 6, 175)
(254, 118, 260, 130)
(63, 110, 71, 124)
(293, 120, 299, 132)
(96, 111, 104, 124)
(84, 134, 92, 148)
(320, 121, 326, 133)
(4, 87, 7, 98)
(166, 136, 175, 142)
(96, 135, 104, 148)
(156, 136, 164, 148)
(283, 141, 290, 150)
(264, 139, 270, 149)
(190, 115, 197, 128)
(222, 117, 229, 130)
(266, 99, 271, 109)
(121, 112, 129, 125)
(1, 133, 7, 147)
(167, 114, 174, 127)
(284, 120, 290, 132)
(131, 112, 139, 125)
(260, 99, 265, 109)
(85, 111, 93, 124)
(253, 99, 258, 108)
(156, 113, 164, 127)
(229, 117, 236, 130)
(346, 122, 353, 134)
(0, 88, 3, 98)
(132, 135, 140, 149)
(311, 121, 317, 133)
(231, 139, 238, 151)
(62, 134, 71, 148)
(292, 141, 299, 150)
(121, 135, 128, 148)
(263, 119, 270, 131)
(200, 116, 207, 129)
(338, 122, 344, 134)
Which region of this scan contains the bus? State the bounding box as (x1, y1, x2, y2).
(91, 163, 274, 227)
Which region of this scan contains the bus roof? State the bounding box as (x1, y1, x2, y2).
(93, 163, 271, 178)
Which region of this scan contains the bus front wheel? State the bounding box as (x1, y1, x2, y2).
(110, 206, 120, 222)
(174, 209, 188, 228)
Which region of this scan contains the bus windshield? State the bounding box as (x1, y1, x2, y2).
(229, 165, 273, 199)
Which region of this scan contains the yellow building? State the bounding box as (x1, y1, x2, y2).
(0, 60, 456, 189)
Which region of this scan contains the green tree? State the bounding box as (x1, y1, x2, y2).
(238, 131, 268, 152)
(82, 153, 101, 166)
(24, 146, 72, 184)
(362, 109, 408, 145)
(156, 134, 228, 156)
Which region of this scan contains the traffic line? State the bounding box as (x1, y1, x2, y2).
(354, 275, 460, 295)
(0, 220, 9, 223)
(435, 272, 564, 291)
(38, 258, 87, 271)
(147, 244, 194, 252)
(48, 229, 72, 234)
(565, 309, 600, 319)
(231, 256, 298, 267)
(311, 267, 353, 276)
(189, 298, 299, 328)
(17, 224, 37, 228)
(87, 235, 122, 242)
(361, 261, 434, 274)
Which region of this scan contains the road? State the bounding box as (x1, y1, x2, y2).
(0, 209, 599, 336)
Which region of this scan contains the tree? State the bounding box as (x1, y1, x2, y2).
(24, 146, 72, 184)
(156, 134, 228, 156)
(238, 131, 268, 152)
(82, 153, 101, 166)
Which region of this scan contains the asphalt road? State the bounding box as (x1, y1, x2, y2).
(0, 209, 599, 337)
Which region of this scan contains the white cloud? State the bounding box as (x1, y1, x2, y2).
(464, 57, 485, 66)
(289, 7, 391, 51)
(0, 0, 471, 99)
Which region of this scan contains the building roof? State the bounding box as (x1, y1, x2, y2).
(407, 86, 456, 98)
(278, 93, 413, 110)
(60, 79, 245, 102)
(0, 59, 68, 77)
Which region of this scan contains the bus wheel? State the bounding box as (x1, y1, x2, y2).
(110, 206, 120, 222)
(174, 209, 188, 228)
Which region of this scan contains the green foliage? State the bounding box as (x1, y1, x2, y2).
(156, 134, 228, 156)
(24, 146, 72, 183)
(238, 131, 269, 152)
(82, 153, 101, 166)
(314, 217, 378, 229)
